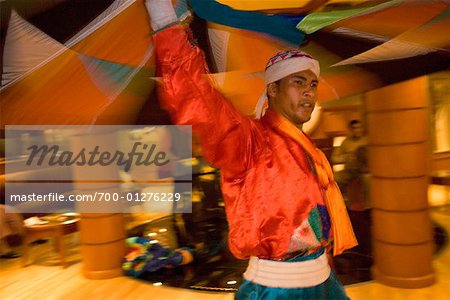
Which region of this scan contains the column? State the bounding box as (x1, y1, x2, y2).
(79, 213, 126, 279)
(70, 131, 126, 279)
(366, 76, 435, 288)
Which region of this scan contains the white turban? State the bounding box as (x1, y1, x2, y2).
(255, 50, 320, 119)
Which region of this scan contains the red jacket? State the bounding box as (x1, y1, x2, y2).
(154, 25, 328, 259)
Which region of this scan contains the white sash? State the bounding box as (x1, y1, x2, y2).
(243, 252, 331, 288)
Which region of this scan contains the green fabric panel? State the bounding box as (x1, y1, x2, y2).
(297, 0, 405, 34)
(308, 206, 323, 241)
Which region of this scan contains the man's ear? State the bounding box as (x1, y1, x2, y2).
(267, 82, 278, 99)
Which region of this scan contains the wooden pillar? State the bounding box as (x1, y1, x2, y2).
(70, 132, 126, 279)
(79, 213, 125, 279)
(366, 77, 435, 288)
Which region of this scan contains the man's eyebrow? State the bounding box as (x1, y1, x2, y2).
(291, 75, 306, 80)
(291, 75, 318, 83)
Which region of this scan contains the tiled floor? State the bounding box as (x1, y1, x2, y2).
(345, 208, 450, 300)
(1, 203, 449, 300)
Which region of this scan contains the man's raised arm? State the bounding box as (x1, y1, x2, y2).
(145, 0, 261, 177)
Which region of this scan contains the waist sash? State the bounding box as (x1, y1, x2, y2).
(243, 252, 331, 288)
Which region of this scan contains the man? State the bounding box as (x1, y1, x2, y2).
(332, 120, 368, 191)
(332, 120, 367, 165)
(145, 1, 356, 298)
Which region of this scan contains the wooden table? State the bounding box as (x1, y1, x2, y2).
(22, 214, 79, 268)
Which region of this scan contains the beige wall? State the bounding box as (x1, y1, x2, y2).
(311, 107, 362, 139)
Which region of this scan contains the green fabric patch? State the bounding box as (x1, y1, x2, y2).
(308, 206, 323, 241)
(297, 0, 404, 34)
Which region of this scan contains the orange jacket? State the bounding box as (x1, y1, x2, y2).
(153, 25, 329, 259)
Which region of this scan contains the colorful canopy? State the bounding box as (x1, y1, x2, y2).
(1, 0, 154, 126)
(1, 0, 449, 127)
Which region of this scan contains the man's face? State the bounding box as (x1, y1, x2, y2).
(350, 122, 364, 138)
(268, 69, 318, 127)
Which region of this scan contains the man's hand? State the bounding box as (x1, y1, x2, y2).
(145, 0, 178, 31)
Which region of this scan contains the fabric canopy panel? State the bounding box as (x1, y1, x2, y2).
(215, 0, 313, 11)
(2, 0, 449, 127)
(2, 49, 115, 124)
(1, 11, 66, 87)
(0, 0, 155, 127)
(207, 23, 283, 116)
(206, 23, 381, 117)
(68, 0, 153, 66)
(333, 6, 450, 65)
(214, 0, 372, 11)
(328, 1, 450, 38)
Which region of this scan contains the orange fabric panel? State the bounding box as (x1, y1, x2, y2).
(1, 50, 110, 126)
(319, 69, 381, 103)
(94, 77, 155, 125)
(215, 0, 313, 11)
(398, 18, 450, 49)
(207, 22, 381, 113)
(212, 71, 265, 116)
(209, 23, 287, 72)
(70, 0, 154, 67)
(207, 23, 288, 115)
(1, 1, 156, 127)
(332, 2, 449, 38)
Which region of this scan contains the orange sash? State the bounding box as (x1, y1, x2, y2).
(275, 113, 358, 256)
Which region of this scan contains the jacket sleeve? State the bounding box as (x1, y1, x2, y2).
(153, 24, 262, 177)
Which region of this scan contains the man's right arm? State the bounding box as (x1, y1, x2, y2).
(149, 3, 259, 177)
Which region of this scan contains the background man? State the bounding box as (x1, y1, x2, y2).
(332, 120, 368, 192)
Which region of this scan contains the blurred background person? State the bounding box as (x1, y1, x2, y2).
(331, 120, 368, 193)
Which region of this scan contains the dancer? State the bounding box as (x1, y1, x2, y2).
(145, 1, 357, 298)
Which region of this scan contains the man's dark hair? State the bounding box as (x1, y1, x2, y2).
(349, 120, 361, 128)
